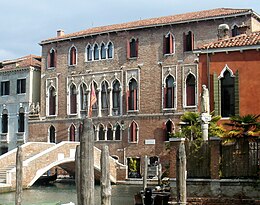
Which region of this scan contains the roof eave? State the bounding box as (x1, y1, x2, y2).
(194, 44, 260, 54)
(40, 10, 253, 46)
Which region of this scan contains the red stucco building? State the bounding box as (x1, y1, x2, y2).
(196, 30, 260, 117)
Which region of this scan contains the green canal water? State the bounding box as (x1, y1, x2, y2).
(0, 183, 142, 205)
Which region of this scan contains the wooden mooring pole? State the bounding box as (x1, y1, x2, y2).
(80, 118, 95, 205)
(143, 155, 148, 190)
(75, 145, 81, 205)
(176, 140, 187, 205)
(101, 145, 111, 205)
(15, 146, 23, 205)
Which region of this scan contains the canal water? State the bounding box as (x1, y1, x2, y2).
(0, 183, 142, 205)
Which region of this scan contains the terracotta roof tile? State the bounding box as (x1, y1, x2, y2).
(0, 55, 41, 71)
(41, 8, 252, 44)
(199, 31, 260, 50)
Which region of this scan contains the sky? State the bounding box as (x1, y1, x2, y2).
(0, 0, 259, 61)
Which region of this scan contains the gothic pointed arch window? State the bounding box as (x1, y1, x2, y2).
(107, 123, 113, 140)
(127, 38, 138, 58)
(18, 107, 25, 133)
(115, 123, 121, 140)
(69, 46, 77, 66)
(163, 32, 175, 54)
(128, 78, 138, 111)
(48, 48, 57, 68)
(86, 44, 92, 61)
(112, 80, 120, 115)
(101, 43, 106, 59)
(49, 86, 56, 116)
(80, 83, 88, 111)
(165, 120, 174, 141)
(221, 70, 235, 117)
(164, 75, 175, 108)
(101, 81, 109, 109)
(129, 121, 138, 143)
(49, 125, 56, 143)
(94, 44, 100, 60)
(91, 82, 98, 110)
(70, 84, 77, 114)
(183, 31, 194, 52)
(2, 109, 8, 133)
(99, 124, 105, 140)
(107, 42, 113, 59)
(69, 124, 76, 141)
(186, 74, 196, 106)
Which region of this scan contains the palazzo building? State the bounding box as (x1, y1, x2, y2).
(29, 8, 260, 178)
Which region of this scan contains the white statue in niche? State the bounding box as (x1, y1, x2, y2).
(201, 84, 210, 114)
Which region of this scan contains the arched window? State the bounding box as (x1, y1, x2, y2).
(128, 79, 138, 111)
(69, 124, 76, 141)
(86, 44, 92, 61)
(112, 80, 120, 115)
(221, 70, 235, 117)
(2, 109, 8, 133)
(232, 25, 239, 37)
(70, 84, 77, 114)
(101, 43, 106, 59)
(165, 120, 174, 141)
(186, 74, 196, 106)
(92, 82, 98, 110)
(48, 48, 56, 68)
(49, 86, 56, 116)
(18, 108, 25, 132)
(183, 31, 194, 52)
(69, 46, 77, 66)
(99, 124, 105, 140)
(164, 75, 175, 108)
(128, 38, 138, 58)
(163, 33, 174, 54)
(107, 42, 113, 59)
(49, 125, 56, 143)
(101, 81, 109, 109)
(80, 84, 88, 111)
(94, 44, 99, 60)
(115, 123, 121, 140)
(129, 121, 138, 143)
(107, 123, 113, 140)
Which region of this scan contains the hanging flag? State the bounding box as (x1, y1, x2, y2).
(89, 82, 97, 117)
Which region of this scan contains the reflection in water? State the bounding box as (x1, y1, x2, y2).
(0, 183, 142, 205)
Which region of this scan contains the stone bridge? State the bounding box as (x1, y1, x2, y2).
(0, 142, 126, 189)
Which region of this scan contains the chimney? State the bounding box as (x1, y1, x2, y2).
(218, 24, 230, 40)
(57, 29, 65, 37)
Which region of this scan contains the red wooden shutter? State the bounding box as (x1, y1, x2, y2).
(126, 90, 129, 111)
(163, 35, 166, 54)
(126, 40, 130, 59)
(169, 34, 173, 54)
(191, 32, 194, 50)
(134, 89, 137, 110)
(47, 51, 50, 68)
(183, 32, 186, 52)
(135, 38, 139, 57)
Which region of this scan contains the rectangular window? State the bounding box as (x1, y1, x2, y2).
(1, 81, 10, 96)
(17, 79, 26, 94)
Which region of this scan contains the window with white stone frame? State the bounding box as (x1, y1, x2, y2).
(129, 121, 138, 143)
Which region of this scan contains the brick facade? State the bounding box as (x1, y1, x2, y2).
(29, 8, 260, 179)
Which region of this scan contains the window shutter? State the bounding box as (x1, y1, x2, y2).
(126, 90, 129, 111)
(134, 89, 137, 110)
(54, 50, 57, 67)
(135, 38, 139, 57)
(183, 32, 186, 52)
(126, 40, 130, 59)
(191, 32, 195, 50)
(234, 70, 240, 116)
(213, 73, 220, 115)
(169, 34, 173, 54)
(163, 35, 166, 54)
(47, 52, 50, 68)
(163, 87, 166, 108)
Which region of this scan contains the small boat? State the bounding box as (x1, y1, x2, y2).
(35, 170, 58, 185)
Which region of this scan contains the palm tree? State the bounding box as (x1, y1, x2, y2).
(223, 114, 260, 139)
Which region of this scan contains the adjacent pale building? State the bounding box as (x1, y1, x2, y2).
(0, 55, 41, 154)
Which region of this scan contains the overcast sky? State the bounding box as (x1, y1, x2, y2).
(0, 0, 259, 61)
